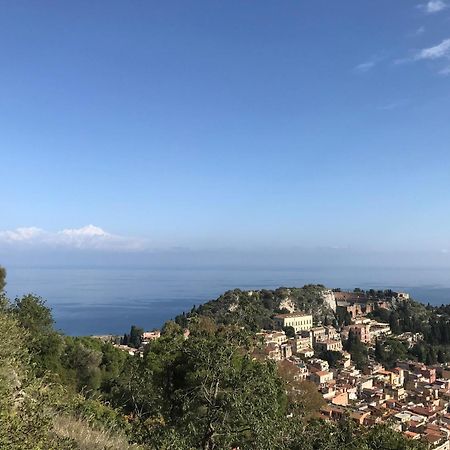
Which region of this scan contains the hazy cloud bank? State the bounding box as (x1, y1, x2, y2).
(0, 225, 145, 251)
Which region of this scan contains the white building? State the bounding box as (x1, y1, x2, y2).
(274, 312, 313, 333)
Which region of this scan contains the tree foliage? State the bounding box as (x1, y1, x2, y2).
(0, 266, 6, 292)
(113, 324, 287, 449)
(175, 285, 332, 332)
(0, 294, 74, 449)
(344, 330, 368, 369)
(0, 269, 429, 449)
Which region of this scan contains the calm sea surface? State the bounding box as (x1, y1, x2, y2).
(5, 266, 450, 336)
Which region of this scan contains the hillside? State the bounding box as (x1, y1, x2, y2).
(175, 284, 336, 330)
(0, 265, 428, 450)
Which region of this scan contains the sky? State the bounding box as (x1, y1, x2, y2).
(1, 0, 450, 266)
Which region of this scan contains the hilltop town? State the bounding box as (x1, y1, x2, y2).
(256, 290, 450, 449)
(114, 288, 450, 450)
(0, 268, 435, 449)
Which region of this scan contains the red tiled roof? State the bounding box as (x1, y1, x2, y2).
(315, 371, 331, 377)
(404, 431, 419, 439)
(408, 406, 435, 417)
(274, 312, 311, 319)
(422, 434, 442, 444)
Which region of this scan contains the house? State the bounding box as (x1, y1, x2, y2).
(308, 358, 330, 372)
(273, 312, 313, 333)
(332, 392, 349, 406)
(315, 339, 343, 352)
(297, 347, 315, 358)
(320, 405, 346, 421)
(393, 292, 410, 300)
(350, 410, 371, 425)
(289, 359, 310, 380)
(113, 344, 138, 356)
(264, 342, 281, 361)
(310, 326, 327, 342)
(292, 335, 312, 352)
(310, 370, 334, 385)
(280, 343, 293, 359)
(142, 330, 161, 341)
(346, 324, 371, 344)
(369, 321, 391, 338)
(340, 352, 352, 368)
(257, 330, 287, 346)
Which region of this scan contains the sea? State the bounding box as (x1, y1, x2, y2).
(4, 265, 450, 336)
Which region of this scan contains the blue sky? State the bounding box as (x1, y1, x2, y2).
(1, 0, 450, 257)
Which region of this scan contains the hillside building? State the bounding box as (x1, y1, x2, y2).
(273, 312, 313, 333)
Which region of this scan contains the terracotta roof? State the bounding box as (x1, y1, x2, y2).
(404, 431, 419, 439)
(424, 423, 442, 433)
(334, 292, 367, 301)
(408, 406, 436, 417)
(274, 312, 311, 319)
(422, 434, 442, 444)
(315, 370, 331, 377)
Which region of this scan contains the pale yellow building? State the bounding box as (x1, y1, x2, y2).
(315, 339, 343, 352)
(274, 312, 313, 332)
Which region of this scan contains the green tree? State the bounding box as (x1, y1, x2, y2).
(336, 308, 351, 326)
(10, 294, 64, 375)
(0, 297, 74, 449)
(283, 325, 296, 338)
(374, 338, 408, 368)
(11, 294, 53, 333)
(64, 340, 103, 392)
(115, 325, 286, 450)
(0, 266, 6, 292)
(277, 360, 324, 417)
(129, 325, 144, 348)
(289, 419, 426, 450)
(317, 350, 343, 368)
(344, 330, 368, 370)
(389, 312, 401, 334)
(374, 338, 385, 362)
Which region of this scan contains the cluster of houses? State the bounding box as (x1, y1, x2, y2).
(318, 361, 450, 450)
(110, 289, 450, 448)
(261, 309, 391, 361)
(257, 291, 450, 449)
(112, 328, 189, 356)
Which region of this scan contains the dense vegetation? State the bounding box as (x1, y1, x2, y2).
(369, 297, 450, 366)
(0, 268, 133, 449)
(0, 267, 426, 449)
(175, 285, 335, 331)
(106, 317, 424, 449)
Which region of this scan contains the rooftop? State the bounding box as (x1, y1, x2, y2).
(273, 312, 312, 319)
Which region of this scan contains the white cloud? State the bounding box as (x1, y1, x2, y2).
(418, 0, 448, 13)
(421, 0, 447, 13)
(0, 225, 146, 251)
(402, 38, 450, 73)
(355, 60, 377, 73)
(377, 99, 408, 111)
(0, 227, 45, 242)
(415, 38, 450, 60)
(354, 54, 387, 73)
(60, 224, 110, 238)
